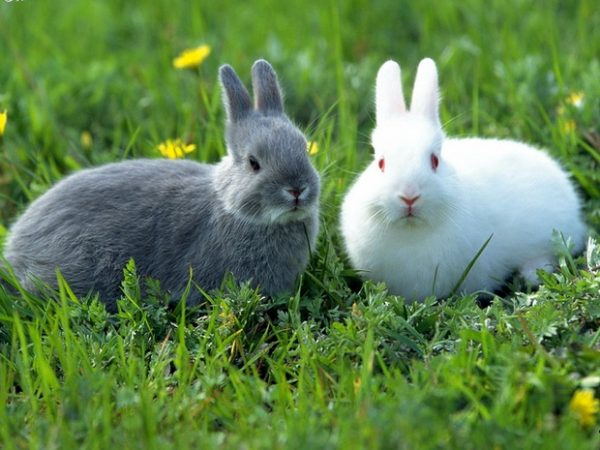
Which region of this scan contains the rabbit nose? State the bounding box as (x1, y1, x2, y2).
(287, 187, 305, 199)
(400, 195, 420, 206)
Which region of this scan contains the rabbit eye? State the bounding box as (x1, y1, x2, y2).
(378, 158, 385, 172)
(248, 156, 261, 172)
(430, 153, 439, 172)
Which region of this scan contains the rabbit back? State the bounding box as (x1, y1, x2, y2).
(5, 160, 212, 305)
(444, 136, 586, 257)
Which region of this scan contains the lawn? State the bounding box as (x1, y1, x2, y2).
(1, 0, 600, 448)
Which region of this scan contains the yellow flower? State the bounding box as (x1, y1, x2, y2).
(80, 131, 93, 150)
(569, 389, 599, 427)
(560, 119, 576, 134)
(566, 91, 584, 109)
(157, 139, 197, 159)
(307, 141, 319, 155)
(0, 110, 7, 136)
(173, 45, 211, 69)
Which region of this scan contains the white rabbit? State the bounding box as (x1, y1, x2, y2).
(341, 58, 587, 301)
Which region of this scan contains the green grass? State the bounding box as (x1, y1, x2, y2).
(1, 0, 600, 448)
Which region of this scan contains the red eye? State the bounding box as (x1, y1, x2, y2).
(430, 153, 439, 172)
(378, 158, 385, 172)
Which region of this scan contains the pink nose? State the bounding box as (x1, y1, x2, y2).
(400, 195, 420, 206)
(287, 187, 304, 199)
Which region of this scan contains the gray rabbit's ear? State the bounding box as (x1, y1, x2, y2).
(219, 64, 252, 122)
(251, 59, 284, 114)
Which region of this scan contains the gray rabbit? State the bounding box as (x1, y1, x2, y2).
(3, 60, 320, 310)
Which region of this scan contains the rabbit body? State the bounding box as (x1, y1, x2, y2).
(341, 59, 586, 300)
(5, 61, 320, 309)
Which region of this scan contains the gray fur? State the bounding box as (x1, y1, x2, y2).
(4, 60, 320, 311)
(220, 64, 252, 122)
(251, 59, 284, 114)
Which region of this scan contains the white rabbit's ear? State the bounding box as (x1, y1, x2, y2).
(410, 58, 440, 126)
(376, 60, 406, 123)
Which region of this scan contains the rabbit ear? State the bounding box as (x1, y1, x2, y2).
(410, 58, 440, 125)
(251, 59, 284, 114)
(376, 60, 406, 123)
(219, 64, 252, 122)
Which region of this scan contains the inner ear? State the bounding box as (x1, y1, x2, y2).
(251, 59, 284, 114)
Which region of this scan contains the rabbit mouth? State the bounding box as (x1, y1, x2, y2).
(402, 209, 419, 219)
(268, 204, 312, 224)
(394, 207, 427, 225)
(400, 214, 420, 222)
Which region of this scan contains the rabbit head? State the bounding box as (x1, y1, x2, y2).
(215, 60, 320, 225)
(368, 58, 457, 229)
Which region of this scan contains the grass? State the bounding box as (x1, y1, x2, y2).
(1, 0, 600, 448)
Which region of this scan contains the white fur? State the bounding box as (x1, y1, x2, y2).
(341, 58, 587, 301)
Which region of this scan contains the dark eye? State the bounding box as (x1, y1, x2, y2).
(378, 158, 385, 172)
(249, 155, 261, 172)
(430, 153, 439, 172)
